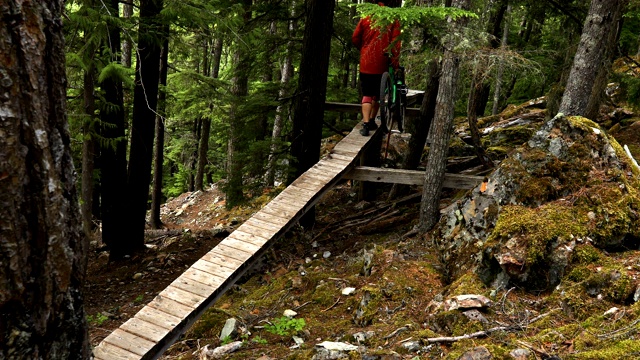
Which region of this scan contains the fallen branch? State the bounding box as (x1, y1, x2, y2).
(321, 297, 342, 312)
(426, 308, 560, 344)
(426, 325, 518, 343)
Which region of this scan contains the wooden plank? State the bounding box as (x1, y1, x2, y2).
(251, 210, 289, 227)
(343, 166, 484, 189)
(201, 249, 244, 269)
(158, 284, 207, 309)
(305, 165, 346, 180)
(181, 266, 229, 288)
(327, 146, 360, 157)
(174, 265, 225, 296)
(270, 194, 309, 210)
(102, 328, 155, 356)
(135, 306, 181, 331)
(322, 152, 355, 163)
(278, 184, 317, 199)
(221, 235, 263, 253)
(263, 200, 303, 219)
(215, 243, 254, 262)
(93, 342, 141, 360)
(231, 229, 270, 247)
(120, 318, 169, 343)
(237, 223, 278, 240)
(314, 160, 350, 173)
(291, 177, 327, 193)
(148, 291, 196, 319)
(243, 217, 282, 233)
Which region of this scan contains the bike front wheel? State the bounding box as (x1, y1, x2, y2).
(379, 72, 392, 131)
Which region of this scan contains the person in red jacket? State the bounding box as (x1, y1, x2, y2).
(352, 0, 401, 136)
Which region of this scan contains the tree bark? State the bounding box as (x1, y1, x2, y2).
(558, 0, 628, 117)
(226, 0, 253, 208)
(419, 0, 472, 232)
(120, 0, 165, 258)
(0, 1, 90, 358)
(288, 0, 335, 227)
(82, 65, 97, 238)
(100, 0, 129, 253)
(266, 0, 297, 186)
(150, 28, 169, 229)
(389, 58, 440, 199)
(122, 0, 134, 68)
(492, 4, 511, 115)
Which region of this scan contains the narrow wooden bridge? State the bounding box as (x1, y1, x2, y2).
(93, 122, 482, 360)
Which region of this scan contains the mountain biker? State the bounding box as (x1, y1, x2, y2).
(352, 0, 401, 136)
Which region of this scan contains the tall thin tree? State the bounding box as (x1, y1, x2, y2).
(419, 0, 473, 232)
(118, 0, 165, 258)
(288, 0, 335, 227)
(559, 0, 629, 117)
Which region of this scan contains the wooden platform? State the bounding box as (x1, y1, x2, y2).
(92, 119, 484, 359)
(93, 124, 383, 360)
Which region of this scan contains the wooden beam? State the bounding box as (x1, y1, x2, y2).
(343, 166, 484, 189)
(325, 101, 421, 116)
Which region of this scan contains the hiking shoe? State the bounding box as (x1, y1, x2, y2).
(368, 121, 378, 131)
(359, 122, 370, 136)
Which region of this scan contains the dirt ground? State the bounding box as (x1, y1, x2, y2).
(85, 184, 231, 346)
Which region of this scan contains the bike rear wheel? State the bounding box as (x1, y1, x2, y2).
(379, 72, 392, 131)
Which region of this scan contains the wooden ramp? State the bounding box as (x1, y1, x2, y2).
(93, 124, 380, 360)
(93, 120, 484, 359)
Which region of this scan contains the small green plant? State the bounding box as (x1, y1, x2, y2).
(251, 336, 268, 345)
(87, 313, 109, 326)
(220, 335, 233, 345)
(134, 295, 144, 304)
(264, 317, 306, 337)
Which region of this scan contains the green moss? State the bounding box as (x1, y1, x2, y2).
(353, 286, 383, 327)
(186, 308, 231, 339)
(572, 245, 601, 265)
(570, 340, 640, 359)
(446, 272, 488, 297)
(488, 204, 588, 266)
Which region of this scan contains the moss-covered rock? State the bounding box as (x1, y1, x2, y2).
(435, 114, 640, 292)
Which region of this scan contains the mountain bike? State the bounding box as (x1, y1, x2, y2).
(379, 65, 408, 134)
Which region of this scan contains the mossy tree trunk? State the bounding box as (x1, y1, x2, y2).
(0, 0, 90, 357)
(100, 0, 129, 253)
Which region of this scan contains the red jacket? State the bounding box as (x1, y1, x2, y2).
(352, 5, 401, 75)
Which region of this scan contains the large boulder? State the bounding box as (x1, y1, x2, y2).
(434, 115, 640, 291)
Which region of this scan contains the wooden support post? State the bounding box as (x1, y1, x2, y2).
(358, 127, 383, 201)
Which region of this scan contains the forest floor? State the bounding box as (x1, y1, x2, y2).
(84, 105, 640, 359)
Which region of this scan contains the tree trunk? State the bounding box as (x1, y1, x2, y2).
(212, 37, 223, 79)
(467, 78, 493, 168)
(493, 4, 511, 115)
(122, 0, 134, 68)
(120, 0, 165, 259)
(82, 66, 97, 238)
(0, 1, 90, 358)
(195, 118, 211, 191)
(389, 58, 440, 199)
(195, 36, 223, 190)
(288, 0, 335, 228)
(226, 0, 253, 208)
(559, 0, 628, 117)
(266, 0, 297, 187)
(100, 0, 129, 253)
(150, 28, 170, 229)
(419, 0, 472, 232)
